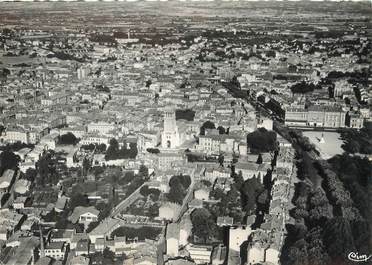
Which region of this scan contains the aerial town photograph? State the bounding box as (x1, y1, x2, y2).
(0, 0, 370, 265)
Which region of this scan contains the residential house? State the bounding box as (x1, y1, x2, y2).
(211, 244, 227, 265)
(50, 229, 75, 245)
(234, 162, 270, 182)
(158, 202, 181, 221)
(0, 169, 16, 192)
(75, 240, 89, 256)
(89, 218, 123, 244)
(179, 215, 192, 247)
(194, 187, 210, 201)
(44, 242, 66, 260)
(187, 245, 213, 265)
(68, 206, 99, 227)
(0, 209, 24, 241)
(216, 217, 233, 227)
(166, 223, 179, 257)
(68, 255, 90, 265)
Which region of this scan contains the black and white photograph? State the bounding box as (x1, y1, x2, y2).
(0, 0, 371, 265)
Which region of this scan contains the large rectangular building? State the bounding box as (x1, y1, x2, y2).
(285, 105, 346, 128)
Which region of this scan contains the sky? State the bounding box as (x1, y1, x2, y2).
(0, 0, 370, 2)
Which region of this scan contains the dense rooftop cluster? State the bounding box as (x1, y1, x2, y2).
(0, 1, 371, 265)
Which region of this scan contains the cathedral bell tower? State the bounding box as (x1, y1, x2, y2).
(161, 109, 180, 149)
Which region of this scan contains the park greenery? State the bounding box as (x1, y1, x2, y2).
(123, 185, 162, 217)
(0, 68, 10, 79)
(55, 164, 150, 231)
(191, 170, 271, 243)
(146, 148, 160, 154)
(339, 127, 372, 154)
(140, 185, 161, 200)
(42, 209, 83, 232)
(281, 151, 371, 265)
(0, 150, 20, 174)
(35, 152, 59, 186)
(327, 154, 371, 220)
(289, 81, 321, 94)
(167, 174, 191, 205)
(81, 143, 107, 153)
(86, 201, 113, 232)
(190, 208, 220, 243)
(89, 248, 125, 265)
(111, 226, 162, 240)
(186, 152, 218, 163)
(127, 197, 160, 218)
(58, 132, 79, 145)
(217, 126, 227, 135)
(240, 176, 265, 215)
(96, 84, 110, 93)
(0, 141, 34, 152)
(54, 165, 150, 231)
(105, 138, 138, 160)
(247, 128, 277, 153)
(47, 51, 86, 62)
(176, 109, 195, 121)
(200, 121, 216, 135)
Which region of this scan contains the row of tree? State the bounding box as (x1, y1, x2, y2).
(81, 143, 107, 153)
(282, 152, 371, 265)
(339, 127, 372, 154)
(111, 226, 162, 241)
